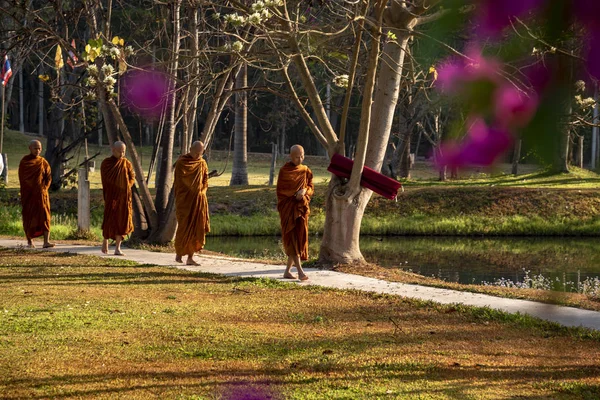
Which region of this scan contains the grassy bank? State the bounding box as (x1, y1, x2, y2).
(3, 129, 600, 237)
(3, 174, 600, 238)
(2, 249, 600, 399)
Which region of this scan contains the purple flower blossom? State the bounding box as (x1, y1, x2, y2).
(121, 69, 171, 120)
(494, 85, 538, 129)
(437, 47, 502, 93)
(475, 0, 545, 36)
(585, 30, 600, 79)
(436, 118, 513, 168)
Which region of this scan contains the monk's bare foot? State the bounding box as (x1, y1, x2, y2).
(102, 240, 108, 254)
(298, 274, 309, 281)
(186, 259, 199, 266)
(27, 243, 35, 249)
(283, 272, 297, 279)
(43, 243, 55, 248)
(175, 255, 183, 263)
(114, 249, 126, 256)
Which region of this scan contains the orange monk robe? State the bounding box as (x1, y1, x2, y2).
(101, 156, 135, 240)
(18, 154, 52, 239)
(276, 162, 314, 260)
(174, 154, 210, 256)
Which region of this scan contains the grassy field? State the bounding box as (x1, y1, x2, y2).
(1, 249, 600, 399)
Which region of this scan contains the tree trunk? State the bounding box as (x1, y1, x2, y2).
(318, 179, 371, 265)
(319, 28, 412, 265)
(398, 130, 412, 179)
(577, 135, 584, 168)
(230, 63, 248, 185)
(552, 129, 569, 173)
(268, 142, 277, 186)
(512, 139, 522, 175)
(155, 0, 181, 212)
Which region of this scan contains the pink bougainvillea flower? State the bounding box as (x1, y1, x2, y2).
(436, 118, 514, 169)
(436, 47, 502, 93)
(585, 31, 600, 79)
(121, 69, 171, 120)
(494, 85, 538, 129)
(572, 0, 600, 29)
(567, 0, 600, 79)
(475, 0, 546, 36)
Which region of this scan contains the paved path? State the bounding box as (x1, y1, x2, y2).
(2, 238, 600, 331)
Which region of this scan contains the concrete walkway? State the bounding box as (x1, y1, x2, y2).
(2, 238, 600, 331)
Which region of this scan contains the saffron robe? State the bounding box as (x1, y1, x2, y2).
(276, 162, 314, 260)
(174, 154, 210, 256)
(18, 154, 52, 238)
(101, 156, 135, 240)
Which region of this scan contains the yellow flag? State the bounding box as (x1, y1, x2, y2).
(429, 66, 438, 82)
(54, 45, 64, 70)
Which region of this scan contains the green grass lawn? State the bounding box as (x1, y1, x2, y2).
(1, 249, 600, 399)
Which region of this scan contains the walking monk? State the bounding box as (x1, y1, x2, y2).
(101, 141, 135, 256)
(174, 141, 210, 265)
(276, 144, 314, 281)
(18, 140, 54, 248)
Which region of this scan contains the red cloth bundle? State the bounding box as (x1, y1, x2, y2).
(327, 153, 402, 200)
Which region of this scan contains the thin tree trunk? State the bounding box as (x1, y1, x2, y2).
(38, 67, 44, 136)
(512, 139, 522, 175)
(577, 135, 584, 168)
(18, 68, 24, 133)
(230, 63, 248, 185)
(153, 0, 182, 222)
(268, 142, 277, 186)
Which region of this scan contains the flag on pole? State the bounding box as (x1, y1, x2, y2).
(54, 45, 64, 70)
(1, 55, 12, 87)
(66, 39, 79, 68)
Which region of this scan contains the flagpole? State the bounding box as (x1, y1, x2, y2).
(1, 84, 5, 154)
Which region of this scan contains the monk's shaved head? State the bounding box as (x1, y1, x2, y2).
(111, 141, 127, 159)
(190, 141, 205, 160)
(29, 140, 42, 156)
(289, 144, 305, 166)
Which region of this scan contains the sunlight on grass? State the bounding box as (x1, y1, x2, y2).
(1, 249, 600, 398)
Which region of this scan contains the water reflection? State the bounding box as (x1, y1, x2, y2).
(205, 235, 600, 290)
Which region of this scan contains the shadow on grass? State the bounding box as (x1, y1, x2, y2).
(2, 363, 599, 399)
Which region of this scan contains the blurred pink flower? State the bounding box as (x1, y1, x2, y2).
(436, 118, 513, 168)
(494, 85, 538, 129)
(121, 69, 171, 120)
(475, 0, 546, 36)
(437, 48, 502, 93)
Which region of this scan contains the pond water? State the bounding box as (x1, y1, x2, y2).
(205, 235, 600, 291)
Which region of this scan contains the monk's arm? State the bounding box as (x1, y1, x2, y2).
(127, 162, 136, 188)
(201, 162, 209, 194)
(305, 169, 315, 198)
(42, 162, 52, 191)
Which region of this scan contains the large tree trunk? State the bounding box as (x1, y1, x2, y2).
(230, 63, 248, 185)
(318, 179, 371, 265)
(552, 129, 569, 173)
(319, 25, 413, 265)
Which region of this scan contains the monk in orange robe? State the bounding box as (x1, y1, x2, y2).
(101, 141, 135, 256)
(18, 140, 54, 248)
(174, 141, 210, 265)
(276, 144, 314, 281)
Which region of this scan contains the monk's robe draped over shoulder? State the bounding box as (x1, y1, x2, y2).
(276, 162, 314, 260)
(174, 155, 210, 256)
(18, 155, 52, 238)
(101, 156, 135, 240)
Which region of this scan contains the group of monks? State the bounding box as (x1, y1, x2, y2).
(18, 140, 313, 280)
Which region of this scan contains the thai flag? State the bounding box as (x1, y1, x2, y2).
(1, 55, 12, 87)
